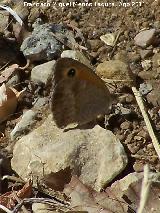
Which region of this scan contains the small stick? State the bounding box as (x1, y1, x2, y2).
(19, 59, 30, 70)
(12, 198, 71, 213)
(132, 86, 160, 160)
(13, 192, 29, 213)
(109, 30, 122, 59)
(0, 61, 11, 71)
(137, 164, 150, 213)
(2, 175, 24, 183)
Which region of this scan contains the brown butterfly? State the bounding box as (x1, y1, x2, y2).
(50, 58, 112, 129)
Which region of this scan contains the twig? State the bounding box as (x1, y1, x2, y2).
(109, 30, 122, 59)
(0, 61, 11, 71)
(0, 204, 12, 213)
(0, 5, 23, 26)
(19, 59, 30, 70)
(12, 191, 29, 213)
(132, 86, 160, 160)
(2, 175, 24, 183)
(12, 198, 71, 213)
(137, 164, 150, 213)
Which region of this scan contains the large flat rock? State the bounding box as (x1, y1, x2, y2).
(11, 115, 128, 191)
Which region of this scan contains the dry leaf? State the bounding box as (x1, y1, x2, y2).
(124, 176, 160, 213)
(0, 64, 19, 84)
(64, 176, 128, 213)
(0, 83, 18, 123)
(0, 181, 32, 209)
(100, 33, 115, 46)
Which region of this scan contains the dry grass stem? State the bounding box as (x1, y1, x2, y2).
(0, 204, 12, 213)
(132, 86, 160, 160)
(137, 164, 150, 213)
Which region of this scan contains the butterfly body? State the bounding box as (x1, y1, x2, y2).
(50, 58, 112, 128)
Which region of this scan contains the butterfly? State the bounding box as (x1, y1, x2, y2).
(50, 58, 112, 128)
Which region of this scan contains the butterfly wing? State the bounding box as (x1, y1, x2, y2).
(50, 58, 111, 128)
(74, 79, 111, 125)
(50, 78, 77, 128)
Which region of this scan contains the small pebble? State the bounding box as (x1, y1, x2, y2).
(139, 83, 152, 95)
(127, 144, 139, 154)
(10, 110, 38, 141)
(125, 133, 134, 144)
(134, 29, 156, 48)
(139, 49, 153, 59)
(134, 135, 142, 141)
(141, 60, 152, 71)
(120, 121, 132, 130)
(147, 143, 154, 149)
(133, 162, 144, 172)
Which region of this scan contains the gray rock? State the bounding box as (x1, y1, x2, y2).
(139, 83, 152, 95)
(33, 97, 48, 110)
(141, 60, 152, 71)
(10, 110, 37, 141)
(31, 60, 55, 85)
(11, 115, 128, 191)
(134, 29, 156, 48)
(115, 103, 132, 115)
(21, 24, 66, 61)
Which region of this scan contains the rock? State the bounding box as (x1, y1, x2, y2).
(125, 133, 134, 144)
(118, 94, 134, 104)
(139, 83, 152, 95)
(127, 144, 140, 154)
(96, 59, 134, 87)
(11, 115, 128, 191)
(10, 110, 38, 141)
(28, 8, 40, 24)
(133, 161, 144, 172)
(115, 103, 132, 115)
(146, 82, 160, 106)
(134, 29, 156, 48)
(31, 60, 55, 85)
(21, 24, 65, 61)
(32, 203, 57, 213)
(154, 21, 160, 29)
(138, 129, 149, 140)
(152, 53, 160, 69)
(138, 70, 154, 80)
(120, 121, 132, 130)
(33, 97, 48, 110)
(0, 10, 9, 33)
(61, 50, 92, 68)
(139, 49, 153, 59)
(87, 39, 103, 51)
(141, 60, 152, 71)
